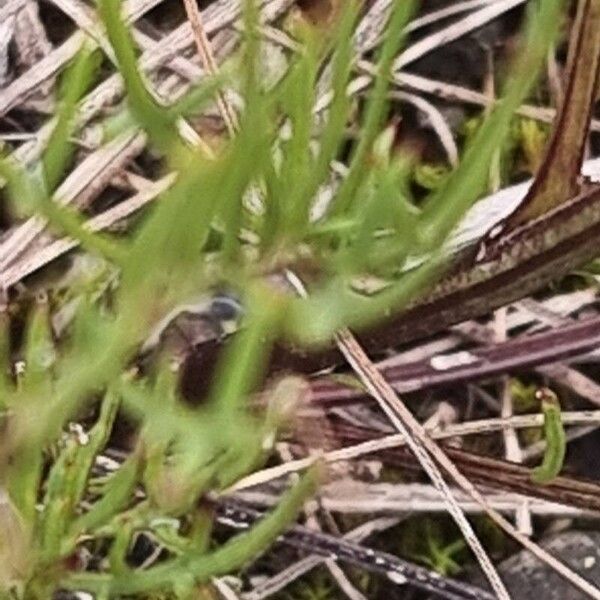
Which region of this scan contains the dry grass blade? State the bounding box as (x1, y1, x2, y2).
(0, 132, 145, 279)
(313, 482, 594, 518)
(393, 68, 600, 132)
(240, 481, 597, 518)
(0, 0, 27, 21)
(12, 0, 55, 111)
(212, 577, 242, 600)
(231, 409, 600, 494)
(316, 0, 524, 116)
(1, 174, 174, 288)
(0, 32, 86, 117)
(390, 90, 459, 166)
(406, 0, 496, 32)
(182, 0, 239, 134)
(394, 0, 525, 70)
(495, 309, 532, 535)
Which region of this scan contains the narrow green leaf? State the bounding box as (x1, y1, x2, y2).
(329, 0, 415, 217)
(531, 388, 566, 484)
(43, 44, 101, 192)
(98, 0, 179, 154)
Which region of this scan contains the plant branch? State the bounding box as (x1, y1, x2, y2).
(505, 0, 600, 227)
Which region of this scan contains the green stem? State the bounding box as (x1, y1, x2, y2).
(64, 466, 319, 595)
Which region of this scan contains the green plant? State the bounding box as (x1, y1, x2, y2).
(278, 569, 339, 600)
(0, 0, 563, 597)
(531, 387, 566, 484)
(409, 520, 467, 577)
